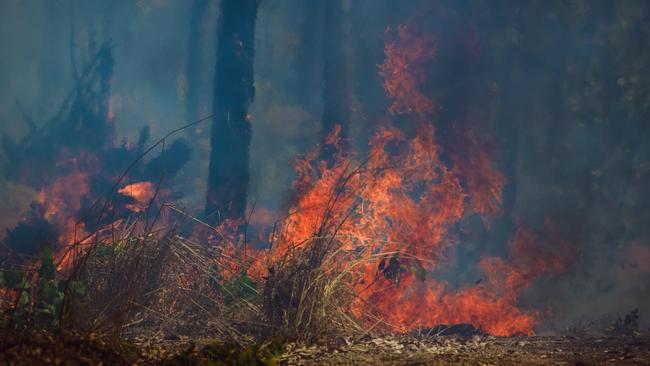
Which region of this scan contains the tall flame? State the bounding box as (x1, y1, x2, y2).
(262, 23, 567, 336)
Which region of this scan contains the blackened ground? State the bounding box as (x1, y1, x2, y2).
(0, 330, 134, 366)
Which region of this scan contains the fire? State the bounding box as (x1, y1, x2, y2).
(36, 171, 89, 222)
(379, 24, 437, 117)
(449, 129, 505, 217)
(260, 23, 567, 336)
(1, 18, 569, 338)
(271, 123, 546, 335)
(118, 181, 156, 212)
(19, 175, 155, 271)
(34, 171, 91, 269)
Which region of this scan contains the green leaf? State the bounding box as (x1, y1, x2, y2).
(68, 280, 86, 296)
(39, 281, 63, 305)
(1, 271, 26, 289)
(18, 290, 30, 309)
(38, 245, 56, 280)
(95, 244, 115, 258)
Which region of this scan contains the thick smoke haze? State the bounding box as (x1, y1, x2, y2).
(1, 0, 649, 333)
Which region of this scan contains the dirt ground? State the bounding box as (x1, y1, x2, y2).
(280, 335, 650, 365)
(1, 330, 649, 365)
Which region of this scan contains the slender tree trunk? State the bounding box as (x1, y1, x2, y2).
(205, 0, 258, 224)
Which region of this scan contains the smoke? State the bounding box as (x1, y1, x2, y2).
(1, 0, 649, 332)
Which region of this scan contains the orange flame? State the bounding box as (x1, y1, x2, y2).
(379, 25, 437, 117)
(258, 23, 567, 336)
(118, 181, 156, 212)
(35, 171, 90, 269)
(36, 171, 89, 223)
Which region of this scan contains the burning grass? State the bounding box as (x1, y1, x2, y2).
(0, 200, 373, 349)
(5, 16, 640, 364)
(1, 21, 571, 346)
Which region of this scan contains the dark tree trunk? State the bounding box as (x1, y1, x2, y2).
(205, 0, 258, 224)
(320, 0, 349, 159)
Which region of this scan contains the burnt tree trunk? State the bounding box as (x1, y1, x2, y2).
(320, 0, 349, 159)
(205, 0, 258, 224)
